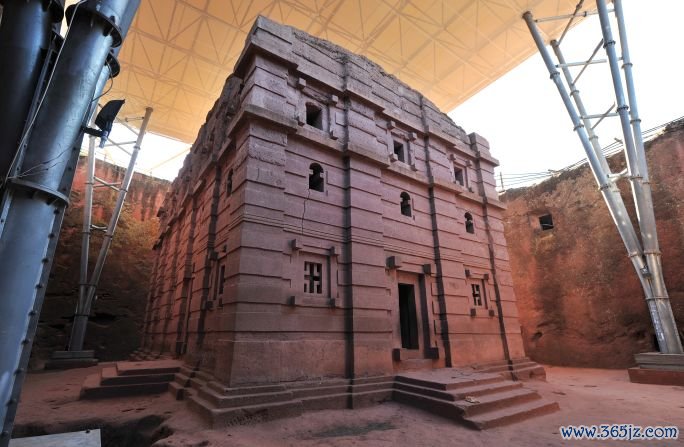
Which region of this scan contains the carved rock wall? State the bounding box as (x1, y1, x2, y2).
(502, 122, 684, 368)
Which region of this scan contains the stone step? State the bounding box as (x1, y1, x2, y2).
(393, 381, 459, 401)
(300, 392, 349, 411)
(350, 375, 395, 385)
(81, 373, 169, 399)
(179, 366, 197, 378)
(116, 360, 181, 376)
(198, 386, 295, 409)
(100, 367, 176, 386)
(168, 381, 186, 400)
(451, 380, 523, 399)
(351, 389, 393, 408)
(291, 384, 349, 399)
(194, 370, 214, 382)
(511, 365, 547, 381)
(188, 393, 304, 428)
(206, 381, 287, 396)
(465, 399, 560, 429)
(350, 381, 395, 393)
(173, 373, 192, 387)
(394, 379, 522, 402)
(189, 376, 207, 389)
(395, 373, 502, 391)
(392, 389, 465, 421)
(456, 388, 540, 417)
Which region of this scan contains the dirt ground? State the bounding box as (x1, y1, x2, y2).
(12, 365, 684, 446)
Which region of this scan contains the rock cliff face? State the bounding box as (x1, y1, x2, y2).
(502, 122, 684, 368)
(29, 157, 170, 369)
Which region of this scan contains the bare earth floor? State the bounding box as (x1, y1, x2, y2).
(13, 365, 684, 446)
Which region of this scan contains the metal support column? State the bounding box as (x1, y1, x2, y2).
(68, 107, 153, 351)
(0, 1, 139, 443)
(595, 0, 682, 354)
(523, 0, 682, 354)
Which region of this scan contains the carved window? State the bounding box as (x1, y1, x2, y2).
(539, 214, 554, 231)
(393, 140, 406, 163)
(218, 264, 225, 295)
(400, 192, 412, 217)
(226, 169, 233, 196)
(465, 212, 474, 234)
(471, 282, 487, 307)
(454, 166, 465, 186)
(309, 163, 324, 192)
(306, 103, 323, 129)
(304, 262, 323, 294)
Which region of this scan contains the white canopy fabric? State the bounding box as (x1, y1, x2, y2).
(103, 0, 582, 143)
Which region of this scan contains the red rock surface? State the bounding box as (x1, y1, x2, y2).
(29, 157, 170, 369)
(502, 121, 684, 368)
(12, 364, 684, 446)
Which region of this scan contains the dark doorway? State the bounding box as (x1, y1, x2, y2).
(398, 283, 419, 349)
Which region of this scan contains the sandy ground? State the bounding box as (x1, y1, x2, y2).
(12, 365, 684, 446)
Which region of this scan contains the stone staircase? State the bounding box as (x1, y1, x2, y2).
(179, 375, 394, 427)
(168, 364, 213, 401)
(80, 360, 181, 399)
(392, 369, 558, 429)
(471, 357, 547, 381)
(128, 348, 172, 362)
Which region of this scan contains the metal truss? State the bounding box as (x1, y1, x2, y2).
(68, 107, 153, 351)
(523, 0, 682, 354)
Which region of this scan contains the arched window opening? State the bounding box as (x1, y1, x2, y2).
(465, 212, 474, 234)
(226, 169, 233, 195)
(306, 103, 323, 129)
(400, 192, 412, 217)
(309, 163, 324, 192)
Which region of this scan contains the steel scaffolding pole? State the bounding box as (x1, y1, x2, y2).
(69, 107, 153, 351)
(0, 1, 139, 442)
(595, 0, 682, 354)
(523, 1, 682, 354)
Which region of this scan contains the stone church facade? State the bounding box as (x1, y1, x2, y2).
(142, 16, 526, 390)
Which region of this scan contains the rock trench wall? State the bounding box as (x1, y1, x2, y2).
(502, 122, 684, 368)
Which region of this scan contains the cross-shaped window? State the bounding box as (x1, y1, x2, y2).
(304, 262, 323, 294)
(472, 284, 483, 306)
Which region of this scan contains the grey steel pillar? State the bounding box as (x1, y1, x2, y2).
(0, 0, 61, 179)
(69, 107, 153, 351)
(77, 135, 97, 331)
(523, 2, 683, 355)
(0, 0, 139, 442)
(595, 0, 682, 354)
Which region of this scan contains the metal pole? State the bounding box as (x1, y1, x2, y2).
(77, 136, 97, 327)
(0, 1, 138, 442)
(522, 10, 672, 349)
(0, 0, 59, 179)
(63, 0, 139, 353)
(596, 0, 682, 353)
(69, 107, 153, 351)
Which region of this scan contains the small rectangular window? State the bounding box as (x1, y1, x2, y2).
(304, 262, 323, 294)
(454, 167, 464, 186)
(393, 141, 405, 163)
(306, 104, 323, 129)
(539, 214, 554, 230)
(218, 265, 225, 294)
